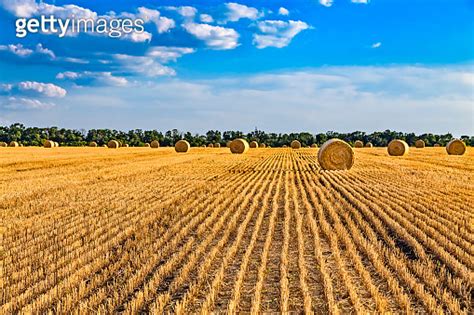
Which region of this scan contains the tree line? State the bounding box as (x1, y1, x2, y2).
(1, 123, 472, 147)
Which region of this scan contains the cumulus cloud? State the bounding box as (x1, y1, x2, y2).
(113, 54, 176, 77)
(165, 6, 198, 18)
(183, 22, 239, 50)
(146, 46, 195, 63)
(224, 3, 260, 22)
(319, 0, 334, 7)
(371, 42, 382, 48)
(16, 81, 66, 97)
(253, 20, 310, 48)
(0, 43, 55, 59)
(0, 0, 38, 17)
(352, 0, 370, 3)
(200, 14, 214, 23)
(1, 97, 55, 110)
(0, 81, 66, 110)
(278, 7, 289, 16)
(134, 7, 175, 33)
(56, 71, 128, 86)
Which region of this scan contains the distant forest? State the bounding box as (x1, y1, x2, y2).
(1, 123, 472, 147)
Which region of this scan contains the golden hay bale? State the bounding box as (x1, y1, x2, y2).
(123, 144, 129, 148)
(365, 142, 373, 148)
(55, 142, 59, 147)
(144, 143, 150, 147)
(318, 139, 354, 170)
(226, 141, 232, 148)
(215, 143, 221, 148)
(415, 139, 425, 148)
(175, 140, 190, 153)
(259, 143, 266, 148)
(249, 141, 258, 148)
(150, 140, 160, 148)
(89, 141, 98, 147)
(108, 140, 120, 148)
(446, 139, 466, 155)
(102, 144, 107, 147)
(387, 139, 409, 156)
(433, 143, 440, 147)
(0, 142, 7, 147)
(208, 143, 214, 148)
(354, 140, 363, 148)
(311, 144, 318, 148)
(230, 138, 249, 154)
(282, 145, 288, 148)
(291, 140, 301, 149)
(9, 141, 19, 147)
(44, 140, 54, 148)
(201, 144, 206, 147)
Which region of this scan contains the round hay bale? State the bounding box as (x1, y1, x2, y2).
(318, 139, 354, 170)
(230, 138, 249, 154)
(201, 144, 206, 148)
(9, 141, 19, 147)
(123, 144, 129, 148)
(282, 145, 288, 148)
(89, 141, 98, 147)
(108, 140, 120, 149)
(415, 139, 425, 148)
(208, 143, 214, 148)
(354, 140, 363, 148)
(259, 143, 266, 148)
(150, 140, 160, 148)
(0, 142, 7, 147)
(226, 141, 232, 148)
(365, 142, 373, 148)
(433, 143, 440, 147)
(249, 141, 258, 148)
(20, 144, 24, 147)
(311, 144, 318, 148)
(102, 144, 107, 147)
(291, 140, 301, 149)
(387, 139, 409, 156)
(446, 139, 466, 155)
(144, 143, 150, 147)
(44, 140, 54, 148)
(215, 143, 221, 148)
(55, 142, 59, 147)
(175, 140, 190, 153)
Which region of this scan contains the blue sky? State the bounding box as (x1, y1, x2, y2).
(0, 0, 472, 135)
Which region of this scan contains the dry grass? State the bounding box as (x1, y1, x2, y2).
(1, 147, 472, 314)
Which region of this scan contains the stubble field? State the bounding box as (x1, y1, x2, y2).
(1, 147, 473, 314)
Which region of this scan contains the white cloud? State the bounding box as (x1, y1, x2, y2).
(371, 42, 382, 48)
(113, 54, 176, 77)
(224, 3, 260, 22)
(278, 7, 289, 16)
(1, 97, 55, 110)
(253, 20, 310, 48)
(352, 0, 370, 3)
(319, 0, 334, 7)
(200, 14, 214, 23)
(171, 6, 198, 18)
(146, 46, 195, 63)
(0, 0, 37, 17)
(183, 22, 239, 50)
(0, 43, 55, 59)
(0, 43, 32, 57)
(56, 71, 128, 86)
(136, 7, 175, 33)
(17, 81, 66, 97)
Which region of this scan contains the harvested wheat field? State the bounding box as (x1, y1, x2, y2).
(1, 147, 473, 314)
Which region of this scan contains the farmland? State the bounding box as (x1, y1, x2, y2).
(1, 147, 473, 314)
